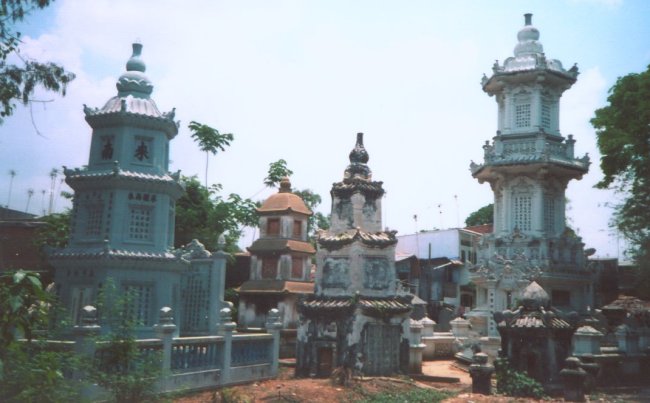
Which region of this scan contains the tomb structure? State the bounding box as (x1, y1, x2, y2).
(49, 43, 187, 336)
(238, 177, 315, 329)
(296, 133, 412, 377)
(468, 14, 593, 342)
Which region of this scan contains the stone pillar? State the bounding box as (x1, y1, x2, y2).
(218, 307, 236, 384)
(266, 308, 283, 377)
(559, 357, 587, 402)
(486, 281, 499, 338)
(616, 324, 639, 355)
(73, 305, 101, 399)
(408, 319, 425, 374)
(572, 325, 603, 356)
(469, 353, 494, 395)
(450, 317, 471, 338)
(420, 316, 436, 360)
(154, 306, 177, 391)
(209, 235, 229, 335)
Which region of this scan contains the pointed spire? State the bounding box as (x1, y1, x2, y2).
(514, 13, 543, 57)
(116, 42, 153, 97)
(343, 133, 372, 180)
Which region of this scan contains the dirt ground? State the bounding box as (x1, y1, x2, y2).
(173, 360, 650, 403)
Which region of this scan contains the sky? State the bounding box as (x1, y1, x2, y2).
(1, 0, 649, 258)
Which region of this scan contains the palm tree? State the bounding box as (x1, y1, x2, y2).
(40, 189, 46, 215)
(188, 121, 233, 188)
(25, 188, 34, 213)
(6, 169, 16, 208)
(48, 168, 58, 214)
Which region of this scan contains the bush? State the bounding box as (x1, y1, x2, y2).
(494, 357, 546, 399)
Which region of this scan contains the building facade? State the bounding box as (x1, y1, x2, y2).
(468, 14, 593, 338)
(296, 133, 412, 377)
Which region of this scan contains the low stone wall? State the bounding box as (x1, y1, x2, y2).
(60, 305, 282, 398)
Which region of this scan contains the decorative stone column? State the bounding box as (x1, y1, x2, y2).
(559, 357, 587, 402)
(450, 317, 471, 338)
(154, 306, 177, 391)
(469, 352, 494, 395)
(73, 305, 101, 399)
(572, 325, 603, 356)
(420, 316, 436, 360)
(408, 319, 425, 374)
(266, 308, 283, 376)
(218, 307, 236, 384)
(209, 235, 229, 335)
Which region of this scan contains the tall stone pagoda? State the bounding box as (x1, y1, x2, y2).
(468, 14, 593, 338)
(50, 43, 186, 335)
(238, 177, 315, 329)
(296, 133, 412, 377)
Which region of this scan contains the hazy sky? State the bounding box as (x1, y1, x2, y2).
(1, 0, 649, 258)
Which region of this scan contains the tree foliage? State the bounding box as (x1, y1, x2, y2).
(1, 0, 76, 124)
(0, 270, 81, 402)
(264, 159, 293, 188)
(175, 176, 258, 251)
(465, 203, 493, 227)
(591, 65, 650, 297)
(188, 121, 233, 188)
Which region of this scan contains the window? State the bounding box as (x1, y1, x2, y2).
(128, 205, 153, 241)
(514, 195, 531, 231)
(544, 196, 556, 233)
(124, 284, 153, 326)
(85, 203, 103, 237)
(262, 257, 278, 279)
(291, 257, 303, 279)
(267, 218, 280, 236)
(515, 103, 531, 128)
(293, 220, 302, 238)
(541, 101, 551, 130)
(100, 136, 114, 160)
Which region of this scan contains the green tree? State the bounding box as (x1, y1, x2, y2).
(591, 65, 650, 298)
(1, 0, 76, 125)
(465, 203, 493, 227)
(33, 209, 71, 254)
(188, 121, 233, 188)
(0, 270, 81, 402)
(175, 176, 257, 251)
(264, 159, 293, 188)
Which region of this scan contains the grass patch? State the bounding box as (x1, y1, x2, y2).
(354, 387, 453, 403)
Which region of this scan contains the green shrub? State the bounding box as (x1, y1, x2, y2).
(494, 357, 546, 399)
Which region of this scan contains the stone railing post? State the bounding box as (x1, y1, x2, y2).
(469, 352, 494, 395)
(73, 305, 101, 399)
(559, 357, 587, 402)
(217, 307, 236, 384)
(154, 306, 176, 392)
(208, 235, 229, 334)
(450, 317, 471, 338)
(408, 319, 425, 374)
(265, 308, 282, 377)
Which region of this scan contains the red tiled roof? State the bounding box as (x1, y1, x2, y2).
(238, 280, 314, 294)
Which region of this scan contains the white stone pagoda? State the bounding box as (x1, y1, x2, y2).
(467, 14, 593, 339)
(50, 43, 187, 336)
